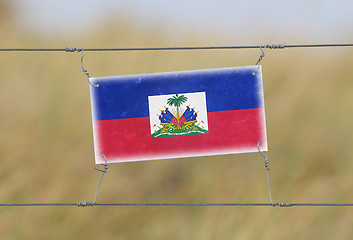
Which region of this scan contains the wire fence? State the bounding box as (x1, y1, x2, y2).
(1, 42, 353, 207)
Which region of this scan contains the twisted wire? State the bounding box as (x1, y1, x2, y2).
(92, 154, 109, 206)
(80, 49, 99, 87)
(257, 142, 273, 205)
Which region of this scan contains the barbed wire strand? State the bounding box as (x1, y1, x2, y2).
(0, 43, 353, 52)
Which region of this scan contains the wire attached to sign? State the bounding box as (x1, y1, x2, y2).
(257, 142, 274, 206)
(76, 154, 109, 207)
(252, 43, 285, 75)
(253, 46, 267, 75)
(92, 154, 109, 206)
(66, 47, 99, 87)
(80, 49, 99, 87)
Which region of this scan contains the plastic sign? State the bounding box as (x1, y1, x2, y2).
(90, 66, 267, 164)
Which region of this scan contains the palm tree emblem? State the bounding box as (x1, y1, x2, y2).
(167, 94, 188, 125)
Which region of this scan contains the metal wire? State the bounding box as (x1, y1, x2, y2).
(80, 49, 99, 87)
(257, 142, 273, 205)
(0, 43, 353, 52)
(1, 202, 353, 207)
(253, 46, 267, 75)
(92, 154, 108, 205)
(0, 203, 78, 206)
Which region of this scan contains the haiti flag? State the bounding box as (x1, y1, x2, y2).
(90, 66, 267, 164)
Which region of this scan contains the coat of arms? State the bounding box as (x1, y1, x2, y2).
(148, 92, 209, 138)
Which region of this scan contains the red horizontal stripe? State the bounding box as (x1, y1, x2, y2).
(92, 108, 267, 163)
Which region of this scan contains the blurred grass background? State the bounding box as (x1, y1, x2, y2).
(1, 1, 353, 239)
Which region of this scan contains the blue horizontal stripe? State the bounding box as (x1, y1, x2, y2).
(90, 66, 264, 121)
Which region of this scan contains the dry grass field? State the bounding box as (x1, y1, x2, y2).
(1, 6, 353, 239)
